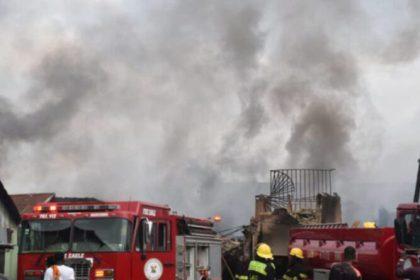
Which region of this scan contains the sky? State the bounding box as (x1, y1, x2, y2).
(0, 0, 419, 226)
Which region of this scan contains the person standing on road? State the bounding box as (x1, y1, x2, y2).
(247, 243, 277, 280)
(45, 256, 55, 269)
(396, 256, 420, 280)
(281, 248, 310, 280)
(43, 253, 75, 280)
(329, 246, 362, 280)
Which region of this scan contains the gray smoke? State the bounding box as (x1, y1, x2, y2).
(0, 1, 419, 226)
(286, 100, 356, 169)
(277, 28, 360, 169)
(381, 0, 420, 63)
(377, 207, 393, 227)
(0, 46, 105, 163)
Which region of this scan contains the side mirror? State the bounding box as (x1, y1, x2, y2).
(142, 218, 153, 244)
(139, 218, 153, 260)
(147, 219, 153, 237)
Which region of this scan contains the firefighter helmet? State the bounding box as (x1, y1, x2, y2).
(290, 247, 304, 259)
(256, 243, 273, 259)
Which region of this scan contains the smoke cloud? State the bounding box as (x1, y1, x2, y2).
(381, 0, 420, 63)
(0, 46, 106, 162)
(0, 1, 419, 226)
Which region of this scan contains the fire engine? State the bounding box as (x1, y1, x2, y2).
(289, 160, 420, 280)
(18, 201, 222, 280)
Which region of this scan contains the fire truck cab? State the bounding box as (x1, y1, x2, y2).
(18, 201, 222, 280)
(394, 203, 420, 266)
(395, 203, 420, 246)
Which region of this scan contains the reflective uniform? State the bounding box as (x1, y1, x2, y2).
(281, 247, 309, 280)
(281, 263, 309, 280)
(247, 260, 276, 280)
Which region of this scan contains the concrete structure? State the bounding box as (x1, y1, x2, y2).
(223, 168, 343, 277)
(245, 192, 342, 257)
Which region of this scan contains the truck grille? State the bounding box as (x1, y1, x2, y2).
(66, 258, 91, 280)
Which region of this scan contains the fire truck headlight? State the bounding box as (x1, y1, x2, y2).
(95, 268, 114, 279)
(24, 269, 44, 278)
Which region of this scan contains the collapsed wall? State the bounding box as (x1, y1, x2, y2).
(317, 193, 342, 224)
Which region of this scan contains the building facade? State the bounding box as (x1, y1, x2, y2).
(0, 181, 20, 280)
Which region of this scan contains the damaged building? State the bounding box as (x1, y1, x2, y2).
(245, 169, 342, 258)
(223, 169, 343, 278)
(0, 181, 20, 280)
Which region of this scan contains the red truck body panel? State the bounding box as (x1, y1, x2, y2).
(290, 227, 399, 280)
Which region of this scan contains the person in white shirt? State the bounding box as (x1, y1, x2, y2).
(44, 253, 75, 280)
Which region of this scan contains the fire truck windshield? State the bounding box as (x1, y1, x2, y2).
(20, 218, 132, 253)
(21, 220, 71, 253)
(72, 218, 132, 252)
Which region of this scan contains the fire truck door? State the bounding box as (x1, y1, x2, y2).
(132, 218, 175, 279)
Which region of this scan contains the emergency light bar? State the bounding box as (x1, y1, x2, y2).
(33, 204, 119, 213)
(60, 204, 119, 212)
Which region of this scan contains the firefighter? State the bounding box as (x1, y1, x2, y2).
(329, 246, 361, 280)
(281, 248, 310, 280)
(247, 243, 276, 280)
(235, 255, 250, 280)
(45, 256, 55, 269)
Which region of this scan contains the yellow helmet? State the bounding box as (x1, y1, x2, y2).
(256, 243, 273, 260)
(290, 247, 304, 259)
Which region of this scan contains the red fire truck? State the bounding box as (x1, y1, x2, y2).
(290, 204, 420, 280)
(290, 225, 398, 279)
(289, 160, 420, 280)
(18, 201, 222, 280)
